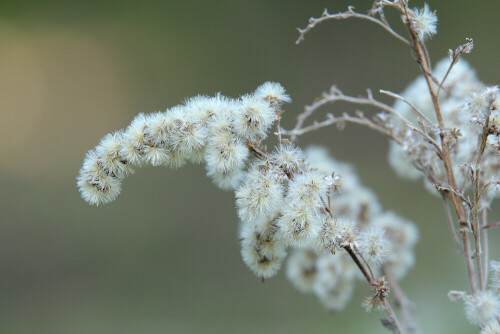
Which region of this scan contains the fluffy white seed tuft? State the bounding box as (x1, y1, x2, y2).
(358, 228, 389, 265)
(490, 261, 500, 290)
(314, 215, 342, 255)
(409, 3, 438, 41)
(240, 219, 286, 279)
(233, 94, 275, 141)
(254, 81, 291, 106)
(286, 249, 317, 293)
(77, 150, 122, 205)
(95, 131, 134, 177)
(481, 321, 500, 334)
(464, 291, 500, 326)
(236, 166, 284, 225)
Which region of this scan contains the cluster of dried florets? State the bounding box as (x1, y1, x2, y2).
(77, 82, 290, 205)
(387, 58, 500, 202)
(77, 82, 418, 316)
(75, 0, 500, 332)
(237, 142, 418, 311)
(449, 260, 500, 332)
(281, 147, 418, 310)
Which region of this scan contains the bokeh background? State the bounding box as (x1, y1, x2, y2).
(1, 0, 500, 333)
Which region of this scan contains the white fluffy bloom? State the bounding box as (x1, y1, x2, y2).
(120, 113, 149, 166)
(468, 91, 493, 119)
(317, 278, 355, 311)
(254, 81, 291, 106)
(143, 145, 171, 167)
(490, 261, 500, 290)
(335, 219, 359, 249)
(272, 143, 304, 175)
(358, 227, 389, 266)
(388, 140, 422, 181)
(481, 321, 500, 334)
(332, 187, 382, 226)
(464, 291, 500, 325)
(146, 111, 170, 147)
(79, 83, 281, 205)
(204, 131, 249, 173)
(206, 167, 244, 190)
(236, 166, 284, 225)
(448, 290, 466, 302)
(305, 146, 359, 190)
(140, 112, 172, 166)
(77, 150, 122, 205)
(233, 94, 275, 141)
(95, 131, 134, 177)
(374, 212, 419, 250)
(287, 171, 328, 209)
(313, 255, 342, 293)
(240, 219, 286, 279)
(167, 106, 207, 157)
(278, 203, 321, 247)
(313, 255, 355, 311)
(314, 215, 342, 255)
(286, 249, 317, 293)
(409, 4, 438, 41)
(278, 171, 328, 246)
(372, 212, 418, 279)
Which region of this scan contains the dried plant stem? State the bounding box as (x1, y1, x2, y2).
(296, 6, 410, 45)
(383, 299, 403, 334)
(246, 142, 269, 160)
(379, 89, 433, 124)
(344, 245, 373, 283)
(291, 87, 413, 138)
(462, 231, 478, 294)
(443, 195, 463, 253)
(384, 267, 419, 334)
(436, 38, 474, 99)
(482, 209, 489, 289)
(282, 112, 404, 146)
(400, 2, 479, 295)
(345, 246, 403, 334)
(405, 124, 443, 156)
(471, 111, 493, 291)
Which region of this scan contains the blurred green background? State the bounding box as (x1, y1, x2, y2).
(1, 0, 500, 333)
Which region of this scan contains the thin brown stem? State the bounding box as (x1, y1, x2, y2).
(472, 112, 493, 291)
(296, 6, 410, 45)
(289, 86, 415, 142)
(379, 89, 433, 124)
(246, 142, 269, 160)
(283, 112, 404, 146)
(384, 267, 419, 334)
(401, 2, 478, 294)
(482, 209, 489, 289)
(345, 246, 403, 334)
(443, 195, 463, 253)
(383, 299, 403, 334)
(462, 226, 478, 294)
(344, 245, 373, 283)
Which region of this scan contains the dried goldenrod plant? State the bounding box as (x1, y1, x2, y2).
(77, 1, 500, 333)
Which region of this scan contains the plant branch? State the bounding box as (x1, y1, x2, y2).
(282, 112, 404, 146)
(296, 6, 410, 45)
(345, 246, 403, 334)
(384, 267, 420, 334)
(442, 195, 463, 253)
(379, 89, 434, 124)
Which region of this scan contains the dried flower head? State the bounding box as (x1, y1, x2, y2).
(408, 3, 438, 41)
(464, 291, 500, 326)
